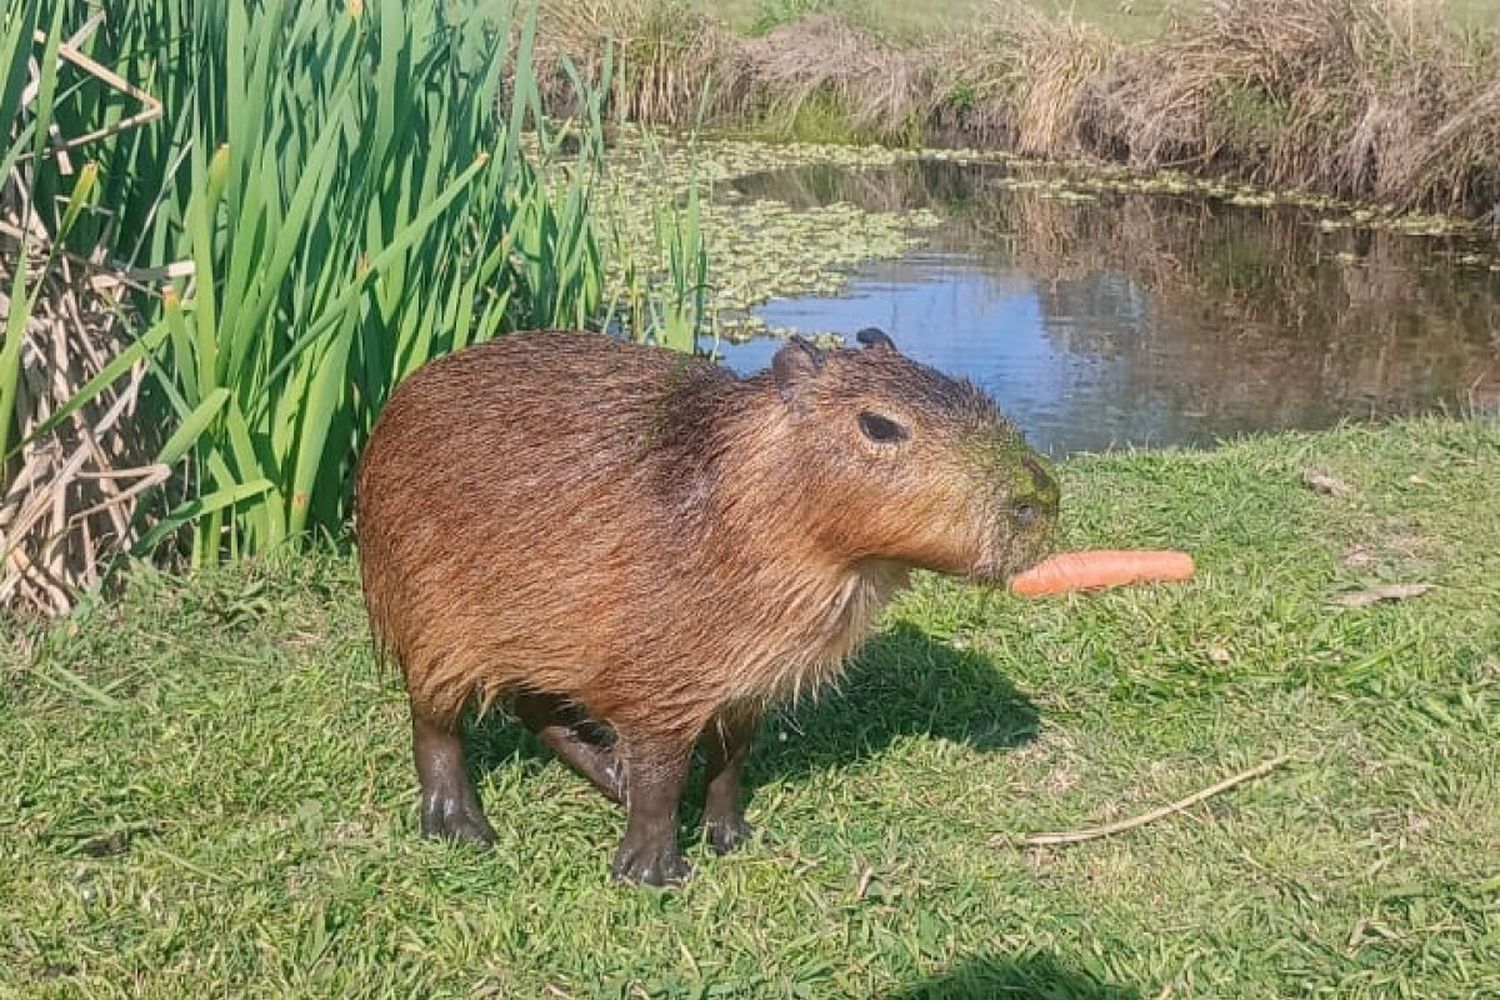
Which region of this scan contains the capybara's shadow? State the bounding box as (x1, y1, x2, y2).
(742, 622, 1038, 789)
(882, 953, 1141, 1000)
(463, 622, 1037, 806)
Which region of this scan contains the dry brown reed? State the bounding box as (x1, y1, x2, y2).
(2, 24, 164, 615)
(0, 236, 161, 616)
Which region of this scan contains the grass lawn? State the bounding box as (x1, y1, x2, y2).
(2, 418, 1497, 997)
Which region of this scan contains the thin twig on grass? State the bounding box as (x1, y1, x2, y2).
(1013, 754, 1293, 848)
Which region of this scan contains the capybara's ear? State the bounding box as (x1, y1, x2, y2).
(772, 336, 824, 404)
(855, 327, 897, 353)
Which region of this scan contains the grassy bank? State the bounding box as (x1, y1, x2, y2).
(541, 0, 1500, 219)
(3, 418, 1496, 998)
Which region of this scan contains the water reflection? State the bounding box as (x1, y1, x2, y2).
(712, 160, 1500, 453)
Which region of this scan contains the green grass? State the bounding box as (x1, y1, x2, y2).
(3, 418, 1498, 997)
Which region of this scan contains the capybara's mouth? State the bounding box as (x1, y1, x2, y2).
(969, 519, 1057, 586)
(969, 537, 1054, 586)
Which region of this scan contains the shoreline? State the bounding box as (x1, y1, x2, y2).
(539, 0, 1500, 221)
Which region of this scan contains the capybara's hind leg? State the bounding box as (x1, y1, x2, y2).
(610, 737, 692, 887)
(702, 706, 761, 855)
(412, 707, 496, 848)
(513, 691, 626, 805)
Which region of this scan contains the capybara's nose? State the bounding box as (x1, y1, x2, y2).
(1019, 453, 1060, 521)
(1023, 454, 1052, 492)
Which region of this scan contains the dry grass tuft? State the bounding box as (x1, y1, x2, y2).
(537, 0, 744, 126)
(738, 15, 932, 138)
(1107, 0, 1500, 215)
(929, 6, 1115, 154)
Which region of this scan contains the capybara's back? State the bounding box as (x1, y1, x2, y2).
(358, 332, 731, 725)
(356, 328, 1058, 885)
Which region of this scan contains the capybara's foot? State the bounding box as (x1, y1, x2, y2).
(412, 712, 493, 848)
(702, 708, 760, 856)
(420, 790, 497, 848)
(608, 735, 692, 886)
(514, 692, 628, 805)
(611, 838, 692, 886)
(704, 812, 755, 855)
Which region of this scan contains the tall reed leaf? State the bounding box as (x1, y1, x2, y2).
(23, 0, 617, 565)
(11, 0, 716, 598)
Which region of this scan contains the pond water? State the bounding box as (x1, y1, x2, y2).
(709, 160, 1500, 454)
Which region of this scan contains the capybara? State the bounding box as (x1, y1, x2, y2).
(356, 328, 1058, 885)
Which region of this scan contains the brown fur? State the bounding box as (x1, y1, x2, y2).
(355, 329, 1057, 880)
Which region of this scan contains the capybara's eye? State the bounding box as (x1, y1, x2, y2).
(858, 411, 909, 443)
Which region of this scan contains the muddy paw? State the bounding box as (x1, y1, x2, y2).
(611, 841, 692, 887)
(704, 813, 755, 856)
(419, 793, 497, 849)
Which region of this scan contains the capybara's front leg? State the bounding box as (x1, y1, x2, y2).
(702, 706, 761, 855)
(610, 738, 691, 886)
(513, 690, 626, 805)
(412, 705, 496, 848)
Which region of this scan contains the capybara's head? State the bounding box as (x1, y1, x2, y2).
(764, 328, 1058, 583)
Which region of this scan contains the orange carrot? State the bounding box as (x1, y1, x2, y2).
(1009, 549, 1195, 597)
